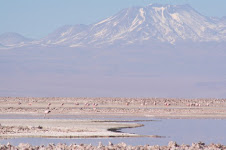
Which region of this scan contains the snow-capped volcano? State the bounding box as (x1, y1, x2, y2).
(1, 4, 225, 49)
(38, 4, 225, 48)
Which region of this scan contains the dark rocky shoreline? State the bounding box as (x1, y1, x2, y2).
(1, 141, 225, 150)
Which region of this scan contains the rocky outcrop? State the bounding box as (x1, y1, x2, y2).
(0, 141, 225, 150)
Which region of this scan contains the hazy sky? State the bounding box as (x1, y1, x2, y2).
(1, 0, 226, 39)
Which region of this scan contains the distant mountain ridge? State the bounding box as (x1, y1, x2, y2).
(0, 4, 225, 49)
(0, 32, 33, 47)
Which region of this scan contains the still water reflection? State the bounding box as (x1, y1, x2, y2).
(122, 119, 226, 145)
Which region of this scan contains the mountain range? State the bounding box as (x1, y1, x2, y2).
(0, 4, 225, 49)
(1, 4, 226, 97)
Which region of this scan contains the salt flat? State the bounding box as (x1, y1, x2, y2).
(0, 119, 142, 138)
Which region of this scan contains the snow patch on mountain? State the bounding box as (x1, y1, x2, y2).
(139, 8, 146, 21)
(94, 16, 115, 26)
(153, 6, 166, 23)
(170, 13, 181, 22)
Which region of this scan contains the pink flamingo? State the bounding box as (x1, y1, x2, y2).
(44, 109, 51, 118)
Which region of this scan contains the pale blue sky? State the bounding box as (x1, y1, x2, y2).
(1, 0, 226, 39)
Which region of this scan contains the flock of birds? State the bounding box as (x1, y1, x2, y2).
(10, 97, 224, 119)
(43, 102, 100, 118)
(40, 101, 213, 118)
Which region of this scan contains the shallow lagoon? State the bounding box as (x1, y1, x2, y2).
(0, 115, 225, 146)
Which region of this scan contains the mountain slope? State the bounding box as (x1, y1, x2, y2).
(40, 4, 226, 48)
(41, 24, 89, 46)
(0, 32, 33, 46)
